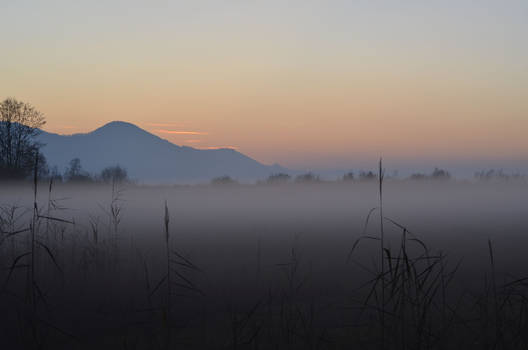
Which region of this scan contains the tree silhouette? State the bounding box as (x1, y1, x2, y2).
(359, 171, 376, 181)
(65, 158, 91, 182)
(266, 173, 291, 184)
(0, 98, 46, 179)
(409, 168, 451, 181)
(431, 167, 450, 179)
(211, 175, 237, 185)
(295, 172, 320, 183)
(100, 165, 128, 184)
(343, 172, 355, 181)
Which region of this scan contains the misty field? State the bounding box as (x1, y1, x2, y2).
(1, 179, 528, 349)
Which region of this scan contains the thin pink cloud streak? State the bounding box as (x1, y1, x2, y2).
(197, 146, 238, 150)
(154, 129, 208, 135)
(144, 122, 184, 127)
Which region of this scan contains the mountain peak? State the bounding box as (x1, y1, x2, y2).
(96, 120, 140, 131)
(91, 121, 150, 137)
(37, 120, 290, 182)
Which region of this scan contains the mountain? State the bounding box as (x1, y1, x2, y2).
(37, 121, 288, 183)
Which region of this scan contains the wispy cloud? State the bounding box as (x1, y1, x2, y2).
(198, 146, 238, 150)
(185, 139, 201, 143)
(144, 122, 184, 127)
(154, 129, 208, 135)
(44, 125, 79, 134)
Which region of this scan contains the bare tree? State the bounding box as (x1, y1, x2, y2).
(295, 172, 320, 183)
(64, 158, 92, 182)
(266, 173, 291, 184)
(343, 171, 355, 181)
(100, 165, 128, 184)
(211, 175, 237, 185)
(0, 98, 46, 179)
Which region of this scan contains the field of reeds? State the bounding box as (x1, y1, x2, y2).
(1, 171, 528, 349)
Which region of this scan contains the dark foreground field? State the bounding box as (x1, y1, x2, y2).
(1, 179, 528, 349)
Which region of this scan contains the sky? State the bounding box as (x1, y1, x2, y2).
(1, 0, 527, 171)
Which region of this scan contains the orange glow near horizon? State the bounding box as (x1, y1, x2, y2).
(154, 130, 209, 135)
(2, 2, 527, 169)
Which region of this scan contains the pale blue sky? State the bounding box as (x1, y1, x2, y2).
(1, 1, 527, 171)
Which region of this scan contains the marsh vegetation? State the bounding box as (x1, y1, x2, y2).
(1, 169, 528, 349)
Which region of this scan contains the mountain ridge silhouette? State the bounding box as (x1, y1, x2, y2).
(37, 121, 288, 182)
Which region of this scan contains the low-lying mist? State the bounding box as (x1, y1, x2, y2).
(1, 179, 527, 349)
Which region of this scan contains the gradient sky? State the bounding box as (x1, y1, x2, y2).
(1, 0, 527, 170)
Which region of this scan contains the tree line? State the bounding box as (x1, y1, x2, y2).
(0, 98, 46, 179)
(4, 97, 521, 186)
(0, 98, 128, 184)
(212, 168, 452, 186)
(53, 158, 129, 184)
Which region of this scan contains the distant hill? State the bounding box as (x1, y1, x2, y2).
(37, 121, 288, 183)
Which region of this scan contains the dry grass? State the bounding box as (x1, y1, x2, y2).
(1, 167, 528, 349)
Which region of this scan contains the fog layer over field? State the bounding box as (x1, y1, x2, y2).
(1, 180, 527, 348)
(3, 180, 526, 266)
